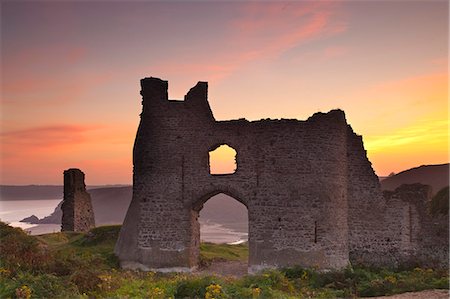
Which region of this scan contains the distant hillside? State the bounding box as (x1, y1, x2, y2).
(20, 187, 248, 231)
(0, 185, 62, 200)
(25, 186, 133, 225)
(199, 194, 248, 232)
(0, 185, 130, 200)
(381, 163, 449, 194)
(89, 186, 132, 224)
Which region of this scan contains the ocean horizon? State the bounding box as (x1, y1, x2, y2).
(0, 199, 248, 244)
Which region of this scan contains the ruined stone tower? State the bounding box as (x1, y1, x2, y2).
(61, 168, 95, 232)
(115, 77, 448, 272)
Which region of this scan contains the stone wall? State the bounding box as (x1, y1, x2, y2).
(61, 168, 95, 232)
(382, 184, 448, 268)
(115, 77, 449, 272)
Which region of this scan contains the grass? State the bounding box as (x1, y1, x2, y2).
(200, 242, 248, 266)
(0, 221, 448, 298)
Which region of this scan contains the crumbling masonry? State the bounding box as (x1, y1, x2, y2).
(115, 77, 448, 272)
(61, 168, 95, 232)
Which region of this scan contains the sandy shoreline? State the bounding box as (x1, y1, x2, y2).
(16, 221, 248, 244)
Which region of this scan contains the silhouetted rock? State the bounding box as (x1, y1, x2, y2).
(20, 215, 39, 224)
(38, 201, 63, 224)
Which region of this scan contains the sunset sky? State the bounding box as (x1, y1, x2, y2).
(1, 1, 448, 185)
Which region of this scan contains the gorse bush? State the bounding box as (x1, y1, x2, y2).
(175, 276, 219, 298)
(0, 271, 79, 298)
(0, 222, 51, 274)
(0, 221, 448, 298)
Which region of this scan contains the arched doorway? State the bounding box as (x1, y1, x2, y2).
(191, 191, 248, 273)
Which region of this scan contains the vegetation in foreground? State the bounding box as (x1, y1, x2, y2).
(0, 222, 448, 298)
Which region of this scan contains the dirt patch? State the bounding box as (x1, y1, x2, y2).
(370, 289, 448, 298)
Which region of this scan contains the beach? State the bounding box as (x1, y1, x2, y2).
(1, 199, 248, 243)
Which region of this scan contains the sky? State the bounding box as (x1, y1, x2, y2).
(1, 1, 448, 185)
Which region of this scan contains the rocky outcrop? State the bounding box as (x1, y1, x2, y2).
(20, 215, 39, 224)
(61, 169, 95, 232)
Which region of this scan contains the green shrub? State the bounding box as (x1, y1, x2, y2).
(69, 268, 103, 293)
(175, 276, 220, 298)
(1, 221, 449, 298)
(0, 272, 78, 298)
(0, 222, 51, 274)
(73, 225, 122, 247)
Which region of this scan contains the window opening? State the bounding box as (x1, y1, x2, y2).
(209, 144, 237, 175)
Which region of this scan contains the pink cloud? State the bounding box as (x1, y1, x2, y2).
(225, 2, 346, 68)
(2, 70, 115, 105)
(0, 123, 133, 184)
(5, 44, 88, 69)
(1, 124, 100, 151)
(149, 2, 346, 85)
(1, 43, 113, 106)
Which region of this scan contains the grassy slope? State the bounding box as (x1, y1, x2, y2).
(200, 242, 248, 262)
(1, 223, 449, 299)
(35, 226, 249, 268)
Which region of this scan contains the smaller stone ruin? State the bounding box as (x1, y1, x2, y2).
(381, 183, 448, 269)
(61, 168, 95, 232)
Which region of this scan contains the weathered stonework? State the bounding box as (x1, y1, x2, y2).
(61, 168, 95, 232)
(380, 184, 448, 269)
(115, 77, 449, 272)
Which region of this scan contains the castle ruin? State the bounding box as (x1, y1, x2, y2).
(115, 77, 448, 272)
(61, 168, 95, 232)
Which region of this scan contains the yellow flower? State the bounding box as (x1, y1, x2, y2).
(252, 287, 261, 298)
(150, 287, 164, 298)
(0, 268, 11, 277)
(205, 284, 224, 299)
(15, 285, 31, 299)
(301, 270, 308, 280)
(384, 275, 397, 284)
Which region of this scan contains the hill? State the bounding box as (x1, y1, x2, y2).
(20, 187, 248, 232)
(24, 186, 133, 225)
(0, 185, 62, 200)
(0, 184, 129, 200)
(381, 164, 449, 195)
(14, 163, 449, 228)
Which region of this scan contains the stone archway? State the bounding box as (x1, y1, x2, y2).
(190, 190, 249, 269)
(114, 77, 402, 272)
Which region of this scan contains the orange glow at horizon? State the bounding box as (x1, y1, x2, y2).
(209, 145, 237, 175)
(1, 1, 448, 184)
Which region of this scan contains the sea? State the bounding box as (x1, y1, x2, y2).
(0, 199, 248, 244)
(0, 199, 61, 234)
